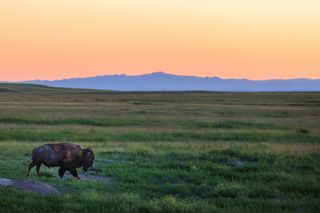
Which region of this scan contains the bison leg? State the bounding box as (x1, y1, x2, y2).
(58, 167, 66, 178)
(70, 169, 80, 180)
(27, 160, 38, 177)
(36, 163, 41, 177)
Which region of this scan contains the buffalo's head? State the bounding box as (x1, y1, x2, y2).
(82, 147, 94, 171)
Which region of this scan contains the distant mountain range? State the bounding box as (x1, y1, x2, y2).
(27, 72, 320, 92)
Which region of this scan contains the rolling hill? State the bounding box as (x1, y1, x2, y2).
(0, 83, 97, 93)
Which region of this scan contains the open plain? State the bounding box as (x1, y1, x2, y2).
(0, 84, 319, 212)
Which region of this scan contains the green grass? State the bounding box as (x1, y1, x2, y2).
(0, 87, 319, 212)
(0, 116, 288, 130)
(0, 116, 160, 127)
(0, 129, 318, 143)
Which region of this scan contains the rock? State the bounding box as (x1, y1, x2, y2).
(0, 178, 14, 186)
(0, 177, 58, 195)
(13, 180, 59, 195)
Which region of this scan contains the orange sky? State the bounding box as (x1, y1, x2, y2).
(0, 0, 319, 81)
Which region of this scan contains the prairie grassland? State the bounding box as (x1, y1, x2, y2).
(0, 89, 320, 212)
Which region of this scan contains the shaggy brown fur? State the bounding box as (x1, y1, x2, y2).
(27, 143, 94, 179)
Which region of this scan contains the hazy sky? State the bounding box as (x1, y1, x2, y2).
(1, 0, 319, 81)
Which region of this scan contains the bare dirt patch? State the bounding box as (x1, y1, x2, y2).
(230, 160, 247, 166)
(62, 173, 112, 182)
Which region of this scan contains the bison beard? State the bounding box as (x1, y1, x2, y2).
(27, 143, 94, 180)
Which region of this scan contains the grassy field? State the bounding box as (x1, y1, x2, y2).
(0, 85, 319, 212)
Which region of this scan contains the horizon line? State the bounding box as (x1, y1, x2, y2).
(2, 71, 320, 82)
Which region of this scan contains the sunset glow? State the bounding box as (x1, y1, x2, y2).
(1, 0, 320, 81)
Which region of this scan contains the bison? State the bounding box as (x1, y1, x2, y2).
(27, 143, 94, 179)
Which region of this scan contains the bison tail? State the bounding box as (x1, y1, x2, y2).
(31, 148, 41, 162)
(32, 148, 37, 154)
